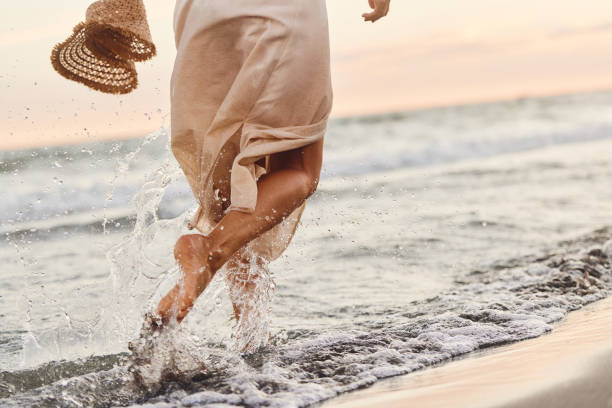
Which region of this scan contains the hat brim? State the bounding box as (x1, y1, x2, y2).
(51, 22, 138, 95)
(85, 22, 156, 63)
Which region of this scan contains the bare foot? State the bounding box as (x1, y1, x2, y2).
(156, 234, 216, 326)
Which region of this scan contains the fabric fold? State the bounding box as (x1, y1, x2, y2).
(172, 0, 333, 261)
(228, 118, 329, 213)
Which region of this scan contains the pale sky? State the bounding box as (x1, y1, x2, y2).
(2, 1, 612, 150)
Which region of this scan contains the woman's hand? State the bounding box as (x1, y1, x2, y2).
(362, 0, 390, 23)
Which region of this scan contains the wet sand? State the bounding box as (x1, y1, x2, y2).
(323, 296, 612, 408)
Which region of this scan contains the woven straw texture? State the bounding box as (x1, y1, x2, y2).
(51, 0, 156, 94)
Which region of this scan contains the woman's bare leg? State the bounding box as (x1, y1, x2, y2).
(156, 138, 324, 325)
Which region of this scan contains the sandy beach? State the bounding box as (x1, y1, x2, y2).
(323, 296, 612, 408)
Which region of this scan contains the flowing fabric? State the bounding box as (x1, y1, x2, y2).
(171, 0, 333, 261)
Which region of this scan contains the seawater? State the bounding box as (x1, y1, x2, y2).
(1, 91, 612, 407)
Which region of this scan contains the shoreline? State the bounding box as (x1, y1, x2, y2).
(322, 295, 612, 408)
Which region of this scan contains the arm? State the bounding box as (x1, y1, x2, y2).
(362, 0, 391, 23)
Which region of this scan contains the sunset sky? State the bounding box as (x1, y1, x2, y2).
(2, 0, 612, 150)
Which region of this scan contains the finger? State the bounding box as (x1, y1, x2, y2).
(364, 16, 380, 22)
(362, 11, 383, 22)
(373, 1, 387, 19)
(364, 0, 375, 20)
(362, 11, 377, 20)
(363, 3, 384, 19)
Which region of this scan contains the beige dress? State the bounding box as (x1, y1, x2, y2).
(170, 0, 333, 261)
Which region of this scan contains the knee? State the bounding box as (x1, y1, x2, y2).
(297, 170, 320, 199)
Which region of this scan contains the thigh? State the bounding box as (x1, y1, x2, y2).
(268, 138, 325, 177)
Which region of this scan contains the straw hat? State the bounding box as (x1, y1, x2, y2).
(51, 0, 156, 94)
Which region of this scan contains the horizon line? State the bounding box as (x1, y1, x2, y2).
(3, 86, 611, 153)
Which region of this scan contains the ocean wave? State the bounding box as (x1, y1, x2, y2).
(1, 228, 610, 408)
(4, 91, 612, 230)
(3, 126, 612, 232)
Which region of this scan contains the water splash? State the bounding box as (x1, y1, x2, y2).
(14, 128, 190, 368)
(97, 128, 279, 392)
(102, 127, 167, 235)
(102, 132, 191, 354)
(122, 243, 278, 391)
(226, 252, 276, 354)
